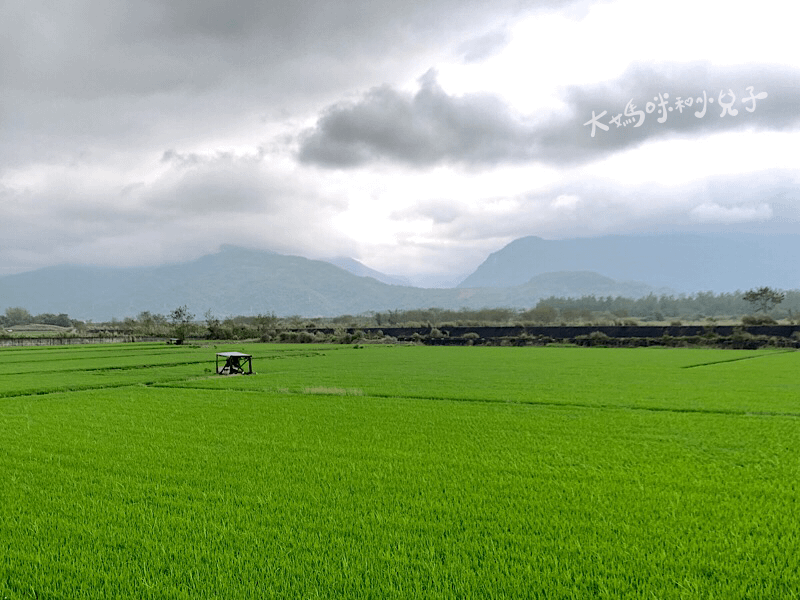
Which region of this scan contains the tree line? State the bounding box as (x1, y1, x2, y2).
(522, 289, 798, 324)
(371, 288, 797, 326)
(2, 287, 796, 338)
(1, 307, 75, 328)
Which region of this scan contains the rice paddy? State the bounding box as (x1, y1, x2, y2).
(1, 342, 798, 598)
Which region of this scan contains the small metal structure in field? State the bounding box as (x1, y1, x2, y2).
(216, 352, 253, 375)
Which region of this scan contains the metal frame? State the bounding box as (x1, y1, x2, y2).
(216, 352, 253, 375)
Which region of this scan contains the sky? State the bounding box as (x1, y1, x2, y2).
(2, 0, 798, 286)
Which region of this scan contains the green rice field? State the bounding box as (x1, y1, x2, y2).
(1, 342, 798, 598)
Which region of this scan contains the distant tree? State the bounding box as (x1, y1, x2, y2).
(4, 307, 33, 326)
(109, 317, 134, 333)
(562, 307, 593, 323)
(137, 311, 154, 335)
(204, 309, 223, 339)
(33, 313, 73, 328)
(252, 313, 278, 335)
(743, 287, 785, 314)
(475, 308, 516, 323)
(135, 311, 168, 336)
(169, 305, 196, 341)
(522, 304, 558, 324)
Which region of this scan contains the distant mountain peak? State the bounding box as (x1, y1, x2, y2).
(458, 233, 800, 292)
(217, 244, 277, 256)
(2, 234, 798, 320)
(324, 257, 411, 286)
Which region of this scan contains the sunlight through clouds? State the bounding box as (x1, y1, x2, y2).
(0, 0, 797, 280)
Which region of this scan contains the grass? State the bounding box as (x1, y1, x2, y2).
(171, 345, 800, 415)
(0, 343, 798, 598)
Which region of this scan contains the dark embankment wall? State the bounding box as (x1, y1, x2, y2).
(352, 325, 800, 340)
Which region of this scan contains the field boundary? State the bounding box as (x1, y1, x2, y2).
(148, 382, 800, 419)
(681, 349, 795, 369)
(0, 336, 164, 347)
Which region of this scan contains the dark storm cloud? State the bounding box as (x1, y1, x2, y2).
(298, 69, 541, 167)
(1, 0, 580, 100)
(299, 63, 800, 169)
(0, 0, 584, 171)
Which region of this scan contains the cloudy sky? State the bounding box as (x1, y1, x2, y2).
(2, 0, 798, 284)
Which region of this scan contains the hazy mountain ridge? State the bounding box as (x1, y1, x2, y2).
(459, 233, 800, 292)
(324, 257, 412, 286)
(0, 245, 660, 320)
(2, 234, 795, 320)
(515, 271, 664, 300)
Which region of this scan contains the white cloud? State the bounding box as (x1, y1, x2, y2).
(690, 203, 773, 224)
(0, 0, 798, 283)
(551, 194, 581, 212)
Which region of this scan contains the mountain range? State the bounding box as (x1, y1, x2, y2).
(1, 233, 797, 321)
(460, 233, 800, 290)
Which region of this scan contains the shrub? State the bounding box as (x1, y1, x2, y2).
(575, 331, 612, 347)
(296, 331, 316, 343)
(522, 304, 558, 324)
(742, 315, 777, 326)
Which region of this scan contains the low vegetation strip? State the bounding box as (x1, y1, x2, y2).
(1, 343, 798, 598)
